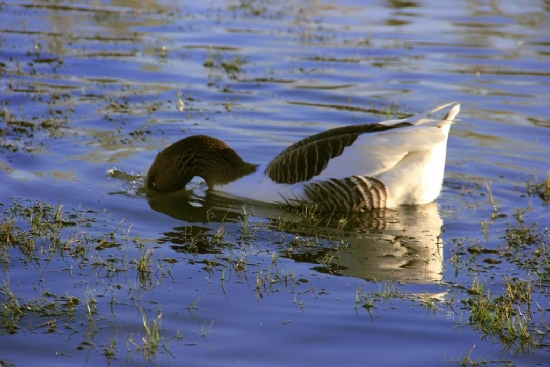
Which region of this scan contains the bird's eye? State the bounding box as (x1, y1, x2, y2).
(148, 177, 156, 188)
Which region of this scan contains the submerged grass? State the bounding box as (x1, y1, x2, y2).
(127, 308, 168, 362)
(446, 178, 550, 357)
(464, 277, 541, 354)
(527, 175, 550, 205)
(0, 199, 177, 362)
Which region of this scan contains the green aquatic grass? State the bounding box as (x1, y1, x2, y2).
(464, 277, 539, 354)
(447, 182, 550, 356)
(527, 176, 550, 205)
(0, 199, 176, 361)
(128, 308, 166, 362)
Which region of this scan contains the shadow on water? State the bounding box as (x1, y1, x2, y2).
(146, 184, 445, 284)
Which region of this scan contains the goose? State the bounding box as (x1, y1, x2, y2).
(146, 102, 460, 212)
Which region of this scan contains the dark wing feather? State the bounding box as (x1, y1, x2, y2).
(265, 122, 411, 184)
(303, 176, 388, 212)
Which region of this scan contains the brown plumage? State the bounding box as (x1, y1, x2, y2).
(147, 135, 257, 192)
(303, 176, 388, 211)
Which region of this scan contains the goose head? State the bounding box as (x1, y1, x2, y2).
(146, 135, 257, 192)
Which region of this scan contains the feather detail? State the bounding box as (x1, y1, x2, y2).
(301, 176, 388, 212)
(265, 123, 411, 184)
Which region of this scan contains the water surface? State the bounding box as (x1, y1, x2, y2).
(1, 1, 549, 366)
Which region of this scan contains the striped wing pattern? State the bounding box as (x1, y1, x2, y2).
(265, 122, 411, 184)
(303, 176, 388, 212)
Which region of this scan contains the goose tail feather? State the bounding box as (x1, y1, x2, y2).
(411, 102, 460, 125)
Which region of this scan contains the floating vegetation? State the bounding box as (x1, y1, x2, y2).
(463, 277, 541, 354)
(527, 175, 550, 205)
(447, 187, 550, 356)
(0, 199, 177, 362)
(204, 49, 245, 80)
(0, 106, 70, 153)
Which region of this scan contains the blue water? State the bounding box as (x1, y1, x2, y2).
(1, 1, 549, 366)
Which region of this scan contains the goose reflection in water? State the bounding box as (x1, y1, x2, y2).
(336, 204, 443, 283)
(146, 190, 445, 284)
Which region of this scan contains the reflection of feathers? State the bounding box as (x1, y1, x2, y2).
(339, 204, 445, 283)
(147, 191, 444, 284)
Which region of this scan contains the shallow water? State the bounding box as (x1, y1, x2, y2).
(1, 0, 549, 366)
